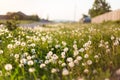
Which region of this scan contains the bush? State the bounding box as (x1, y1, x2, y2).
(5, 20, 19, 31)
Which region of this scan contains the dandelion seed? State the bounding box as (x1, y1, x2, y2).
(40, 63, 46, 68)
(4, 64, 12, 71)
(84, 69, 89, 74)
(62, 68, 69, 76)
(29, 68, 35, 73)
(0, 50, 3, 54)
(7, 44, 13, 49)
(68, 62, 74, 68)
(51, 68, 57, 73)
(87, 60, 92, 65)
(67, 57, 73, 62)
(27, 60, 34, 66)
(84, 54, 89, 58)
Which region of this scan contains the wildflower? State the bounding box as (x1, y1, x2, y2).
(62, 41, 67, 46)
(68, 62, 74, 68)
(73, 50, 79, 57)
(115, 69, 120, 75)
(79, 48, 84, 52)
(61, 63, 66, 67)
(4, 64, 12, 71)
(84, 54, 89, 58)
(0, 70, 2, 76)
(21, 42, 26, 46)
(62, 68, 69, 76)
(7, 44, 13, 49)
(0, 50, 3, 54)
(40, 63, 46, 68)
(27, 56, 32, 60)
(84, 69, 89, 74)
(27, 60, 34, 66)
(104, 78, 109, 80)
(29, 68, 35, 73)
(94, 55, 99, 59)
(63, 47, 69, 52)
(51, 68, 57, 73)
(67, 57, 73, 62)
(14, 54, 19, 59)
(111, 35, 115, 40)
(15, 41, 21, 46)
(20, 58, 27, 64)
(76, 56, 82, 61)
(87, 60, 92, 65)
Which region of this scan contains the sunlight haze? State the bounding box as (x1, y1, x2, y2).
(0, 0, 120, 21)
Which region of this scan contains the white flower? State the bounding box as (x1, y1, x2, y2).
(4, 64, 12, 71)
(61, 52, 66, 58)
(15, 41, 21, 46)
(7, 44, 13, 49)
(73, 50, 79, 57)
(29, 68, 35, 73)
(74, 60, 79, 65)
(27, 60, 34, 66)
(55, 44, 60, 48)
(45, 60, 49, 64)
(21, 42, 26, 46)
(31, 49, 36, 53)
(68, 62, 74, 68)
(51, 68, 57, 73)
(79, 48, 84, 52)
(14, 54, 19, 59)
(67, 57, 73, 62)
(87, 60, 92, 65)
(20, 58, 27, 64)
(0, 50, 3, 54)
(63, 47, 69, 52)
(76, 56, 82, 61)
(62, 41, 67, 46)
(0, 70, 2, 76)
(94, 55, 99, 59)
(61, 63, 66, 67)
(27, 56, 32, 60)
(115, 69, 120, 75)
(104, 78, 109, 80)
(84, 54, 89, 58)
(40, 63, 46, 68)
(84, 69, 89, 73)
(52, 54, 58, 60)
(62, 68, 69, 76)
(111, 35, 115, 40)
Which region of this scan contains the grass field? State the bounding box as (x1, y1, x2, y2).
(0, 22, 120, 80)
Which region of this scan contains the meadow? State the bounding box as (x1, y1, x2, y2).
(0, 22, 120, 80)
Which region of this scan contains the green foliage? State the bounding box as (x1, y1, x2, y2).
(89, 0, 111, 18)
(0, 23, 120, 80)
(5, 18, 19, 31)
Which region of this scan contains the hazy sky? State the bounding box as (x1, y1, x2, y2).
(0, 0, 120, 21)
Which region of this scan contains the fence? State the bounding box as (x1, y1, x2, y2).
(92, 9, 120, 23)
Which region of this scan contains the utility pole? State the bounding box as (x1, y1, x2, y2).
(74, 1, 77, 22)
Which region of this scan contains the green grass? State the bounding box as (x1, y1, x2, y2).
(0, 23, 120, 80)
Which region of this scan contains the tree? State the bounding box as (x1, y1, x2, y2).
(89, 0, 111, 18)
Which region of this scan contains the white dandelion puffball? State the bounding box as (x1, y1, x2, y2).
(62, 68, 69, 76)
(27, 60, 34, 66)
(29, 68, 35, 73)
(68, 62, 75, 68)
(87, 60, 92, 65)
(0, 50, 3, 54)
(5, 64, 12, 71)
(40, 63, 46, 68)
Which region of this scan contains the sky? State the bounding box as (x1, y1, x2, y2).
(0, 0, 120, 21)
